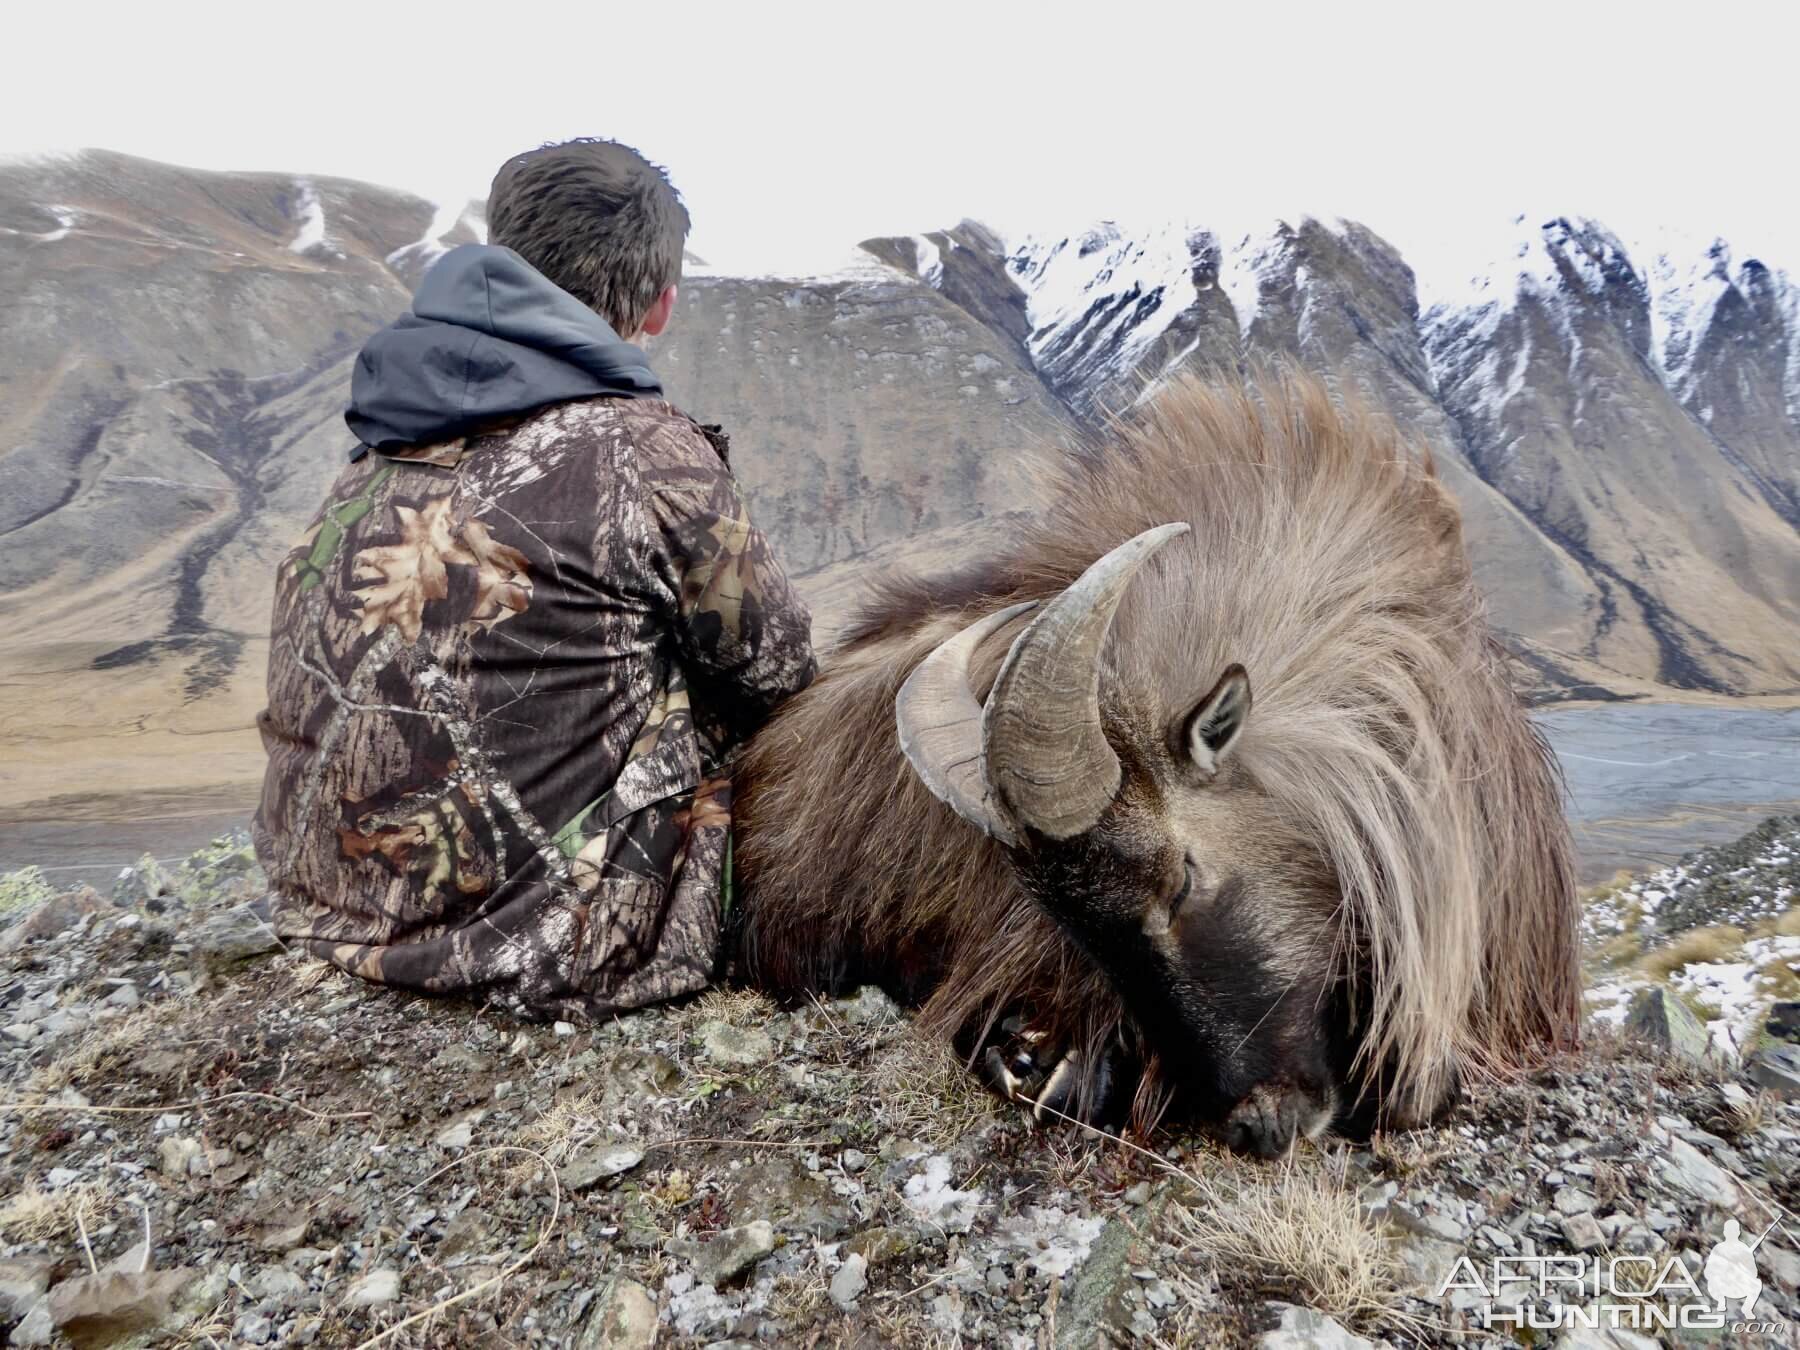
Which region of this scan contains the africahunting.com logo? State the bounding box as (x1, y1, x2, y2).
(1436, 1206, 1791, 1334)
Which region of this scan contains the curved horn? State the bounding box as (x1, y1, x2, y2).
(983, 523, 1191, 841)
(895, 601, 1038, 845)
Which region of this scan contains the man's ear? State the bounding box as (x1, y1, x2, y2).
(639, 284, 678, 338)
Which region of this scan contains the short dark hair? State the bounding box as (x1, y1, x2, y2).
(487, 139, 690, 336)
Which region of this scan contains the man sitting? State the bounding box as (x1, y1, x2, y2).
(254, 139, 815, 1018)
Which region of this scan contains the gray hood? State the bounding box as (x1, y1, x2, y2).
(345, 244, 662, 454)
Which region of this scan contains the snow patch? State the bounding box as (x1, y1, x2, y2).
(1581, 827, 1798, 1056)
(1005, 220, 1206, 408)
(1009, 221, 1197, 370)
(0, 204, 78, 242)
(912, 233, 944, 287)
(1217, 229, 1286, 335)
(1672, 934, 1800, 1057)
(1419, 214, 1634, 421)
(1633, 232, 1800, 411)
(288, 179, 327, 255)
(993, 1205, 1105, 1278)
(902, 1154, 983, 1233)
(385, 198, 464, 271)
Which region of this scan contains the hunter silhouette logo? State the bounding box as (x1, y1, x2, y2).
(1704, 1216, 1779, 1317)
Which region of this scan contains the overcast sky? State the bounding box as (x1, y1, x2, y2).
(7, 1, 1796, 285)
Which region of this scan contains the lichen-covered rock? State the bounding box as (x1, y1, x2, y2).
(1624, 986, 1712, 1062)
(577, 1276, 658, 1350)
(698, 1020, 773, 1067)
(693, 1221, 775, 1289)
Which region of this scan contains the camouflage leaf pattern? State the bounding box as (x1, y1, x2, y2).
(253, 398, 815, 1019)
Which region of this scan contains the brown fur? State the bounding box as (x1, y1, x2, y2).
(732, 369, 1579, 1127)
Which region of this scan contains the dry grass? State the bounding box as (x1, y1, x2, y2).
(1145, 1266, 1239, 1349)
(507, 1087, 605, 1184)
(0, 1176, 114, 1244)
(868, 1031, 1004, 1147)
(867, 1305, 959, 1349)
(1756, 956, 1800, 1001)
(1749, 905, 1800, 941)
(1165, 1153, 1410, 1332)
(25, 997, 196, 1096)
(1636, 925, 1746, 981)
(517, 1088, 604, 1160)
(1592, 931, 1645, 969)
(289, 955, 345, 994)
(768, 1244, 831, 1325)
(671, 987, 778, 1034)
(1589, 1159, 1630, 1209)
(1368, 1127, 1457, 1180)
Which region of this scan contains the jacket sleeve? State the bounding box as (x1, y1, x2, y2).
(640, 424, 817, 753)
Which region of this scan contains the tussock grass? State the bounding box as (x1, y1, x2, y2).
(1165, 1154, 1409, 1332)
(1580, 872, 1638, 921)
(769, 1249, 831, 1325)
(518, 1087, 603, 1160)
(1593, 932, 1645, 969)
(1636, 925, 1746, 981)
(1749, 905, 1800, 941)
(673, 987, 778, 1033)
(869, 1031, 1003, 1147)
(1720, 1088, 1777, 1139)
(0, 1176, 114, 1244)
(507, 1086, 606, 1184)
(1756, 956, 1800, 1001)
(1368, 1128, 1457, 1180)
(26, 997, 195, 1096)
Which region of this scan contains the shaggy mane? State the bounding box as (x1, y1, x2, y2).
(734, 368, 1579, 1126)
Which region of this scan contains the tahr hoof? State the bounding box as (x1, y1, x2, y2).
(977, 1016, 1119, 1128)
(1223, 1079, 1336, 1157)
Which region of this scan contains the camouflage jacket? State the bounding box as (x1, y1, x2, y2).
(253, 398, 815, 1019)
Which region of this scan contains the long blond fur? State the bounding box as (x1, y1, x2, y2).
(734, 368, 1579, 1127)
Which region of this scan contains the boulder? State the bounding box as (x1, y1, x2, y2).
(694, 1221, 774, 1289)
(45, 1269, 195, 1349)
(829, 1254, 868, 1308)
(698, 1021, 773, 1068)
(557, 1144, 645, 1192)
(0, 889, 108, 955)
(1623, 987, 1711, 1063)
(1747, 1043, 1800, 1098)
(1258, 1303, 1375, 1350)
(577, 1277, 658, 1350)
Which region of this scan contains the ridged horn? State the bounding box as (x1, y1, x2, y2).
(983, 523, 1191, 841)
(895, 601, 1039, 845)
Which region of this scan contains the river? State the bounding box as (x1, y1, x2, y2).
(3, 705, 1796, 891)
(1541, 703, 1800, 882)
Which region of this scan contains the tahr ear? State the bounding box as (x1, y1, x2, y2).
(1181, 664, 1251, 778)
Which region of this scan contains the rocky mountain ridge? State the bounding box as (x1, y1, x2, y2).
(1, 151, 1796, 831)
(869, 211, 1800, 700)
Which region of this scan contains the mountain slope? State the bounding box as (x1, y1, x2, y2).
(0, 154, 1065, 822)
(651, 250, 1065, 575)
(1421, 217, 1800, 693)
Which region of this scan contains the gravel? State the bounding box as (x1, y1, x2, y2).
(0, 829, 1796, 1345)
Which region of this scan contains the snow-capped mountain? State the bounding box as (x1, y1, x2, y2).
(868, 212, 1800, 701)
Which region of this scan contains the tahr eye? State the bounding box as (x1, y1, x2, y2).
(1167, 860, 1196, 923)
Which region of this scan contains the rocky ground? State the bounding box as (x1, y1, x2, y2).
(0, 825, 1797, 1348)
